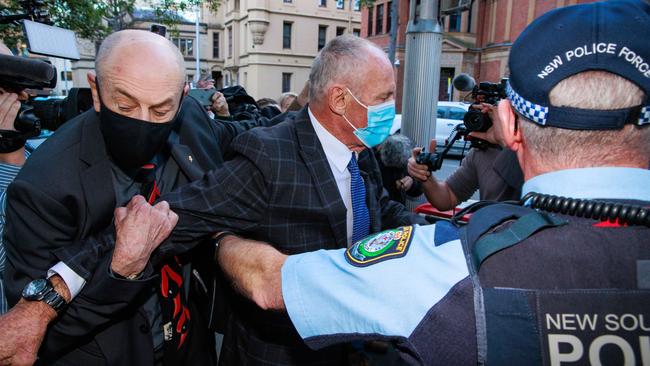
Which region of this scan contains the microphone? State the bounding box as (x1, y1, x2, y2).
(0, 54, 57, 89)
(452, 73, 476, 92)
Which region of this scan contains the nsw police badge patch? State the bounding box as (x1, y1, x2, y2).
(345, 226, 415, 267)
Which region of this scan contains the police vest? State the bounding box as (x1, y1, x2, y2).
(460, 203, 650, 366)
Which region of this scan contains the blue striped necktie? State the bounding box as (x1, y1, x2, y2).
(348, 153, 370, 244)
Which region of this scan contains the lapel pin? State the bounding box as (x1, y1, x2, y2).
(188, 155, 193, 163)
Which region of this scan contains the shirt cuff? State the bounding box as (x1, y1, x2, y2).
(47, 261, 86, 299)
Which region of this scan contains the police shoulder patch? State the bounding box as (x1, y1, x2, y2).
(345, 226, 415, 267)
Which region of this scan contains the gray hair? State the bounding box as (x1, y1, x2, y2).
(380, 134, 414, 168)
(308, 34, 384, 104)
(518, 71, 649, 168)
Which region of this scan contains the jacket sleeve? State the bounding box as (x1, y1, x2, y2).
(4, 180, 155, 358)
(155, 130, 272, 259)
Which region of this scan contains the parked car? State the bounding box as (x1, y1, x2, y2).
(435, 101, 471, 155)
(391, 102, 471, 155)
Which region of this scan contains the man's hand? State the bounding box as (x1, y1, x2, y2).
(0, 88, 28, 166)
(396, 176, 413, 191)
(0, 299, 55, 365)
(111, 195, 179, 278)
(0, 88, 22, 131)
(210, 91, 230, 117)
(407, 139, 437, 184)
(468, 103, 505, 145)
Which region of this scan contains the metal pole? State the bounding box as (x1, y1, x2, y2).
(388, 0, 399, 65)
(63, 59, 69, 94)
(401, 0, 443, 150)
(348, 0, 353, 33)
(194, 4, 201, 83)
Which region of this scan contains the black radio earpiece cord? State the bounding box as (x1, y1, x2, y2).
(450, 193, 650, 228)
(520, 192, 650, 227)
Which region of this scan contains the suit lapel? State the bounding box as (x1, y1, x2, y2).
(170, 143, 205, 182)
(294, 108, 348, 248)
(78, 114, 116, 238)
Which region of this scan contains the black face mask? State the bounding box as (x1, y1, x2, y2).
(96, 79, 181, 173)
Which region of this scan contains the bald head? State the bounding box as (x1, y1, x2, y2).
(96, 30, 185, 86)
(89, 30, 187, 123)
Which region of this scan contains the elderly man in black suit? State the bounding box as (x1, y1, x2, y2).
(2, 29, 259, 365)
(153, 34, 428, 365)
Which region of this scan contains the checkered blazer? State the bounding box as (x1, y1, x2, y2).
(162, 107, 425, 365)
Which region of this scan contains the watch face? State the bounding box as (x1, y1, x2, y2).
(23, 279, 48, 299)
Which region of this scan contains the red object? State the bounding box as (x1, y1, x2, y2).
(414, 203, 472, 223)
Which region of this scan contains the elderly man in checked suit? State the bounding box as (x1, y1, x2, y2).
(161, 34, 428, 365)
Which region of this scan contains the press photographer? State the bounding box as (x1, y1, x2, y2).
(408, 73, 523, 211)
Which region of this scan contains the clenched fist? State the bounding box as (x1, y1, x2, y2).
(111, 195, 179, 278)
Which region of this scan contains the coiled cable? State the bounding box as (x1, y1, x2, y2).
(521, 192, 650, 227)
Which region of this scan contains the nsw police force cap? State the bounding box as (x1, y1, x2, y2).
(507, 0, 650, 130)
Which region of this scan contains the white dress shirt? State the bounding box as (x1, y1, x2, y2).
(308, 108, 357, 246)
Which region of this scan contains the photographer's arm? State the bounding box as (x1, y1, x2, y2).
(407, 144, 459, 211)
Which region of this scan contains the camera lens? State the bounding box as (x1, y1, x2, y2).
(463, 110, 492, 132)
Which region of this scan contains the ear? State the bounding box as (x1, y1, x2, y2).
(327, 85, 348, 116)
(87, 72, 101, 113)
(183, 83, 190, 96)
(497, 100, 522, 152)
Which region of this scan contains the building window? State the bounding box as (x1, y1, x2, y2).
(284, 0, 292, 3)
(227, 27, 233, 58)
(60, 70, 73, 81)
(282, 73, 292, 93)
(336, 0, 344, 9)
(376, 4, 384, 34)
(353, 28, 360, 37)
(283, 22, 292, 49)
(448, 10, 461, 32)
(213, 32, 220, 58)
(387, 2, 392, 33)
(171, 37, 194, 57)
(234, 0, 240, 10)
(318, 25, 327, 51)
(368, 7, 374, 35)
(354, 0, 360, 11)
(336, 26, 346, 36)
(319, 0, 326, 7)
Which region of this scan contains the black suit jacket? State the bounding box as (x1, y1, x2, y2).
(4, 97, 254, 365)
(162, 107, 427, 365)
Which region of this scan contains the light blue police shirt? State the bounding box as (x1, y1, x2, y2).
(281, 167, 650, 348)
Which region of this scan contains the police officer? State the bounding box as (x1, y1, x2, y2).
(129, 1, 650, 364)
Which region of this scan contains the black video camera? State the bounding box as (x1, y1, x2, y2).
(0, 54, 93, 134)
(453, 74, 508, 132)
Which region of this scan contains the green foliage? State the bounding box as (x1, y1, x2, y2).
(0, 0, 221, 51)
(359, 0, 375, 8)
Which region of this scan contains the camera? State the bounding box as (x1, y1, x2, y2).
(1, 1, 86, 136)
(453, 74, 508, 132)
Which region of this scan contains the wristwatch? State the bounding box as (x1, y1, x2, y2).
(22, 278, 67, 313)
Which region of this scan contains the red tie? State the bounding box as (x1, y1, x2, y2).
(139, 164, 191, 352)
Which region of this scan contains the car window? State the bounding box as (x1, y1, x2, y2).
(448, 107, 466, 120)
(436, 107, 447, 119)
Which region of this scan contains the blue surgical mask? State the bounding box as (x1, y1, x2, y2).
(343, 88, 396, 148)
